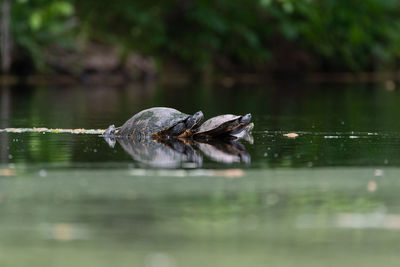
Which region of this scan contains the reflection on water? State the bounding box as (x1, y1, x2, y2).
(196, 139, 250, 164)
(111, 135, 251, 167)
(116, 137, 203, 168)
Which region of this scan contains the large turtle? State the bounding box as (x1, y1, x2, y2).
(104, 107, 204, 141)
(193, 113, 252, 140)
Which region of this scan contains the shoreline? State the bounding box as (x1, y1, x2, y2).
(1, 71, 400, 87)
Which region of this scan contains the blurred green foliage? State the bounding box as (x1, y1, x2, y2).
(10, 0, 75, 70)
(7, 0, 400, 72)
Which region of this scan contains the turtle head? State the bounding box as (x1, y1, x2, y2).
(176, 111, 204, 138)
(103, 124, 116, 137)
(240, 113, 252, 125)
(228, 114, 252, 136)
(186, 111, 204, 130)
(165, 111, 204, 138)
(103, 125, 117, 148)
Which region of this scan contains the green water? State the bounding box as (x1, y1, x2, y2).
(1, 83, 400, 266)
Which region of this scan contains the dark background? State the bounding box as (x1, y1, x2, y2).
(2, 0, 400, 79)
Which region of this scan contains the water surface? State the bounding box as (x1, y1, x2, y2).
(1, 82, 400, 266)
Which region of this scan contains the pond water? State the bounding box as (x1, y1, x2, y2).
(1, 82, 400, 266)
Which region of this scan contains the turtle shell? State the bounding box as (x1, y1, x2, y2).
(115, 107, 190, 140)
(194, 114, 242, 137)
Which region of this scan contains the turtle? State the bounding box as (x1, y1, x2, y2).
(193, 113, 252, 140)
(103, 107, 204, 141)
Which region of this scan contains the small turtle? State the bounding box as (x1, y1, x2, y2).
(193, 113, 252, 139)
(104, 107, 203, 141)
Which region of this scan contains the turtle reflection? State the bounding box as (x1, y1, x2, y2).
(116, 137, 202, 168)
(106, 136, 251, 167)
(196, 139, 250, 164)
